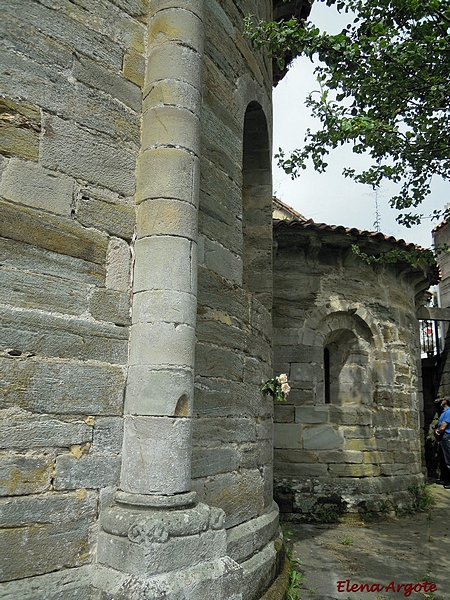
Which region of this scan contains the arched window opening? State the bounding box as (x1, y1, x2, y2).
(323, 329, 371, 405)
(324, 347, 331, 404)
(242, 101, 272, 309)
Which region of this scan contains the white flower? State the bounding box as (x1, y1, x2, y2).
(281, 382, 291, 396)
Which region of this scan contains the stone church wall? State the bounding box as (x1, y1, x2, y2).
(272, 222, 430, 520)
(0, 1, 279, 598)
(1, 0, 145, 584)
(192, 1, 278, 596)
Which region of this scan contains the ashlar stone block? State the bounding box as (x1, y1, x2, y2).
(0, 453, 54, 496)
(0, 491, 97, 581)
(142, 105, 200, 157)
(273, 423, 302, 449)
(137, 198, 198, 241)
(0, 158, 74, 216)
(54, 453, 121, 490)
(0, 408, 92, 449)
(0, 198, 108, 265)
(0, 98, 40, 161)
(129, 321, 195, 368)
(295, 406, 329, 424)
(120, 415, 192, 495)
(302, 424, 344, 450)
(125, 365, 194, 416)
(204, 469, 264, 529)
(136, 147, 199, 206)
(41, 115, 137, 197)
(0, 356, 126, 415)
(133, 236, 194, 294)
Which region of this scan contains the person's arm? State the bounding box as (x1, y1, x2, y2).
(436, 420, 449, 434)
(436, 409, 450, 434)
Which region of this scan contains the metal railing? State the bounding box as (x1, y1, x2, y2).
(419, 319, 442, 358)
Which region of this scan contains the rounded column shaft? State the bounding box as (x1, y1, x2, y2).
(120, 1, 204, 497)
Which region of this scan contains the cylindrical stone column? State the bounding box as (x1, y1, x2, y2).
(120, 0, 204, 498)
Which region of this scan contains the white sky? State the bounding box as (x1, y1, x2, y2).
(272, 1, 450, 249)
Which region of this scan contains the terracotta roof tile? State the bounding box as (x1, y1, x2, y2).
(273, 218, 419, 250)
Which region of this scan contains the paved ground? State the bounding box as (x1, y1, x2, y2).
(287, 483, 450, 600)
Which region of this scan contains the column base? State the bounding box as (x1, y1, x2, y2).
(97, 495, 243, 599)
(92, 558, 243, 600)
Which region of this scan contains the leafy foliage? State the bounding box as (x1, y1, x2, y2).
(261, 373, 291, 401)
(244, 0, 450, 227)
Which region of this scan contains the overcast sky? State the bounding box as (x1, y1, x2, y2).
(272, 1, 450, 249)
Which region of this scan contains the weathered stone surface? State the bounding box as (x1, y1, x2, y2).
(0, 199, 108, 264)
(136, 147, 200, 206)
(0, 158, 74, 216)
(194, 377, 265, 419)
(123, 49, 145, 87)
(72, 54, 142, 112)
(41, 115, 137, 197)
(136, 198, 197, 241)
(121, 416, 192, 495)
(92, 417, 124, 453)
(89, 288, 130, 326)
(294, 406, 329, 424)
(0, 50, 139, 144)
(192, 446, 240, 478)
(328, 463, 381, 477)
(142, 104, 200, 155)
(226, 503, 279, 564)
(0, 265, 91, 316)
(241, 542, 277, 600)
(2, 0, 123, 71)
(199, 196, 242, 257)
(98, 526, 227, 578)
(273, 423, 302, 450)
(133, 236, 194, 294)
(203, 470, 264, 529)
(274, 404, 295, 423)
(238, 440, 273, 469)
(201, 236, 242, 284)
(0, 236, 104, 285)
(132, 290, 197, 327)
(318, 450, 364, 464)
(197, 266, 249, 321)
(0, 98, 40, 161)
(0, 491, 97, 581)
(125, 365, 194, 416)
(0, 453, 54, 496)
(0, 356, 126, 415)
(200, 102, 241, 186)
(302, 425, 344, 451)
(274, 462, 328, 477)
(195, 343, 243, 381)
(106, 237, 131, 292)
(193, 417, 256, 445)
(129, 322, 195, 367)
(0, 408, 92, 449)
(273, 449, 318, 464)
(75, 189, 135, 241)
(1, 305, 128, 364)
(54, 452, 121, 490)
(0, 565, 97, 600)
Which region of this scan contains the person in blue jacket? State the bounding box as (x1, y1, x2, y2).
(435, 397, 450, 489)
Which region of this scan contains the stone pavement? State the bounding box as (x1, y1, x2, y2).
(287, 483, 450, 600)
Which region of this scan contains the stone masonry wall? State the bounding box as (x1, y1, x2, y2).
(273, 223, 428, 520)
(191, 1, 279, 597)
(0, 1, 282, 598)
(0, 0, 145, 583)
